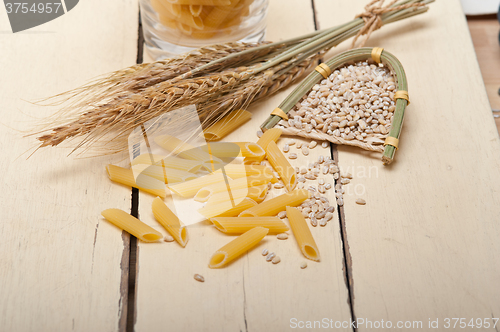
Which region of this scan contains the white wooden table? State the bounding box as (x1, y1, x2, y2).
(1, 0, 499, 331)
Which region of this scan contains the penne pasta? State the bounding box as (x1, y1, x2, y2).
(202, 109, 252, 141)
(266, 141, 297, 191)
(169, 172, 227, 198)
(203, 0, 241, 29)
(131, 153, 204, 173)
(286, 207, 320, 262)
(218, 0, 249, 28)
(176, 21, 193, 35)
(157, 15, 179, 30)
(234, 142, 265, 161)
(220, 164, 274, 179)
(199, 142, 240, 159)
(131, 164, 198, 184)
(101, 208, 163, 242)
(167, 0, 231, 5)
(198, 197, 257, 219)
(257, 127, 282, 151)
(208, 226, 268, 268)
(154, 134, 223, 169)
(194, 173, 275, 202)
(152, 197, 188, 247)
(205, 183, 268, 205)
(154, 0, 204, 30)
(210, 217, 289, 234)
(106, 165, 167, 198)
(238, 189, 310, 217)
(189, 4, 203, 16)
(199, 142, 265, 161)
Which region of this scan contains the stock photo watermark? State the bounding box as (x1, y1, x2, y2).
(290, 317, 499, 329)
(3, 0, 79, 33)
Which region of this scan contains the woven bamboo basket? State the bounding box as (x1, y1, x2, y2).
(260, 47, 409, 165)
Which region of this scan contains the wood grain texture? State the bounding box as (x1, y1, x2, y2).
(134, 1, 352, 331)
(0, 1, 138, 331)
(314, 0, 500, 329)
(467, 16, 500, 133)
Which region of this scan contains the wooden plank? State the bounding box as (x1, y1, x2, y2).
(467, 17, 500, 133)
(0, 1, 138, 331)
(314, 0, 500, 328)
(134, 1, 352, 331)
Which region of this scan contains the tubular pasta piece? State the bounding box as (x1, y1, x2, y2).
(152, 197, 188, 247)
(131, 164, 198, 184)
(217, 164, 274, 180)
(199, 142, 240, 159)
(234, 142, 265, 161)
(158, 15, 179, 30)
(206, 184, 268, 205)
(219, 0, 250, 27)
(257, 128, 282, 151)
(101, 209, 162, 242)
(208, 227, 268, 268)
(210, 217, 289, 234)
(202, 109, 252, 141)
(203, 0, 241, 29)
(194, 173, 274, 202)
(266, 141, 296, 191)
(286, 207, 320, 261)
(131, 153, 204, 173)
(189, 4, 203, 16)
(198, 197, 257, 219)
(153, 0, 204, 30)
(167, 0, 231, 5)
(169, 172, 227, 198)
(106, 165, 166, 198)
(154, 134, 223, 169)
(199, 142, 264, 161)
(238, 189, 310, 217)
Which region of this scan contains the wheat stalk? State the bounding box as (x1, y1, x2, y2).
(32, 0, 432, 156)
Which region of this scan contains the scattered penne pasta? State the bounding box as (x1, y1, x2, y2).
(234, 142, 266, 161)
(210, 217, 289, 234)
(152, 197, 188, 247)
(198, 197, 257, 219)
(199, 142, 241, 159)
(208, 226, 268, 268)
(238, 189, 310, 217)
(154, 134, 223, 167)
(106, 164, 167, 198)
(199, 142, 264, 161)
(257, 127, 282, 152)
(101, 208, 163, 242)
(194, 173, 275, 202)
(169, 172, 227, 198)
(266, 141, 297, 191)
(132, 164, 198, 184)
(202, 109, 252, 141)
(131, 153, 205, 173)
(286, 207, 320, 262)
(205, 183, 268, 205)
(217, 164, 274, 179)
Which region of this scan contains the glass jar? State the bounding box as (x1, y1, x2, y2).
(140, 0, 269, 59)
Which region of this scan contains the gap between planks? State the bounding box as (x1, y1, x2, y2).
(311, 0, 357, 330)
(121, 11, 145, 332)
